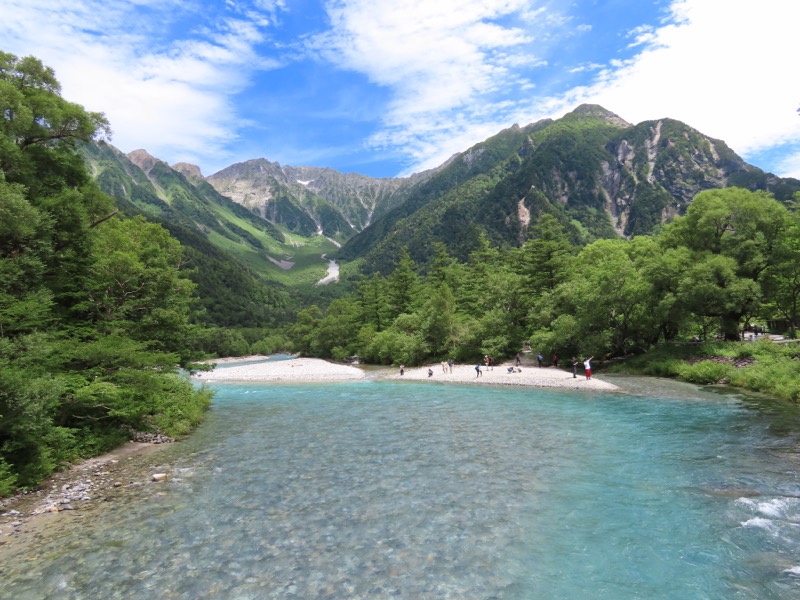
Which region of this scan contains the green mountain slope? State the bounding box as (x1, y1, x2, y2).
(84, 104, 800, 289)
(336, 120, 551, 270)
(338, 105, 800, 273)
(81, 143, 340, 289)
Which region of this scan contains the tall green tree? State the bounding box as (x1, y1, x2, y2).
(385, 248, 420, 320)
(761, 212, 800, 337)
(0, 52, 212, 494)
(532, 238, 654, 358)
(76, 216, 196, 359)
(660, 188, 790, 339)
(515, 213, 577, 296)
(0, 52, 110, 196)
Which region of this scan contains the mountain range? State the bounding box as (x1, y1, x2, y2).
(83, 104, 800, 286)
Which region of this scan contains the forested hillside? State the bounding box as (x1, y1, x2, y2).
(295, 190, 800, 402)
(0, 52, 213, 495)
(80, 143, 299, 331)
(338, 105, 800, 274)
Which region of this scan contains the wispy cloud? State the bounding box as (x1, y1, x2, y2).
(309, 0, 560, 173)
(2, 0, 799, 179)
(308, 0, 800, 177)
(2, 0, 285, 171)
(578, 0, 800, 176)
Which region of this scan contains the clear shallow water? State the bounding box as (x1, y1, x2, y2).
(3, 378, 800, 599)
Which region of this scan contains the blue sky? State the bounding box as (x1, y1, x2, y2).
(3, 0, 799, 179)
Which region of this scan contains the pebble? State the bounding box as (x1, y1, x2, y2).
(0, 442, 172, 534)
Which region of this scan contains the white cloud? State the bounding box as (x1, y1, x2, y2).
(543, 0, 800, 178)
(3, 0, 798, 181)
(1, 0, 284, 172)
(312, 0, 558, 173)
(312, 0, 800, 178)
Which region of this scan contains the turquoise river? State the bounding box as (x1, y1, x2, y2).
(2, 368, 800, 599)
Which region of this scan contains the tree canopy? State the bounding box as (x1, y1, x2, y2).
(0, 52, 211, 496)
(294, 187, 798, 372)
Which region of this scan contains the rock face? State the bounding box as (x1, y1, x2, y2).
(172, 162, 204, 181)
(127, 148, 162, 174)
(206, 160, 427, 238)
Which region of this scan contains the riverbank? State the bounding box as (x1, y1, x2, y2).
(1, 358, 616, 554)
(193, 355, 618, 390)
(0, 441, 174, 561)
(193, 356, 367, 382)
(605, 339, 800, 402)
(386, 362, 618, 390)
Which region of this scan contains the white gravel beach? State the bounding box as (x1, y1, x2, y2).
(386, 362, 618, 390)
(193, 356, 618, 390)
(192, 357, 367, 382)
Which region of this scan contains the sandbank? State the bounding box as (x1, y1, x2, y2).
(387, 363, 618, 390)
(192, 356, 366, 382)
(193, 356, 617, 390)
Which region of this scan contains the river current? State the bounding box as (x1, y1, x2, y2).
(3, 371, 800, 599)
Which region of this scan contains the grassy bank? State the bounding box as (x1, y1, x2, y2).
(606, 339, 800, 402)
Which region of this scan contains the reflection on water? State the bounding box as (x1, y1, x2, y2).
(2, 378, 800, 599)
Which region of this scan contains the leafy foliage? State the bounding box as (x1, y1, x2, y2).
(293, 187, 800, 402)
(0, 52, 212, 494)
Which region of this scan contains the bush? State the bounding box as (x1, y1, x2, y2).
(639, 358, 682, 378)
(675, 360, 732, 385)
(138, 373, 212, 437)
(0, 457, 18, 497)
(365, 329, 429, 365)
(250, 333, 293, 356)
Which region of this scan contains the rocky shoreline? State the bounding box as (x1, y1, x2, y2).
(0, 441, 174, 560)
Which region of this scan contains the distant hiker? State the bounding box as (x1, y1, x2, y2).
(583, 356, 594, 380)
(537, 353, 543, 368)
(448, 359, 454, 373)
(551, 354, 558, 368)
(515, 353, 521, 367)
(441, 360, 448, 373)
(400, 364, 405, 376)
(475, 364, 482, 377)
(571, 357, 578, 378)
(428, 368, 434, 378)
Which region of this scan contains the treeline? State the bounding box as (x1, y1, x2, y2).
(293, 188, 800, 380)
(0, 53, 214, 495)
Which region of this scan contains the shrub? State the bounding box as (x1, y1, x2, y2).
(675, 360, 732, 385)
(0, 457, 17, 497)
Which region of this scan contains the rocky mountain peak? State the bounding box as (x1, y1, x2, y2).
(172, 162, 204, 181)
(127, 149, 162, 174)
(569, 104, 631, 128)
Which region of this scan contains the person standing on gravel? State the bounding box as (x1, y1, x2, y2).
(583, 356, 594, 380)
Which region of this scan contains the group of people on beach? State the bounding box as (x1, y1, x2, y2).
(401, 353, 596, 380)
